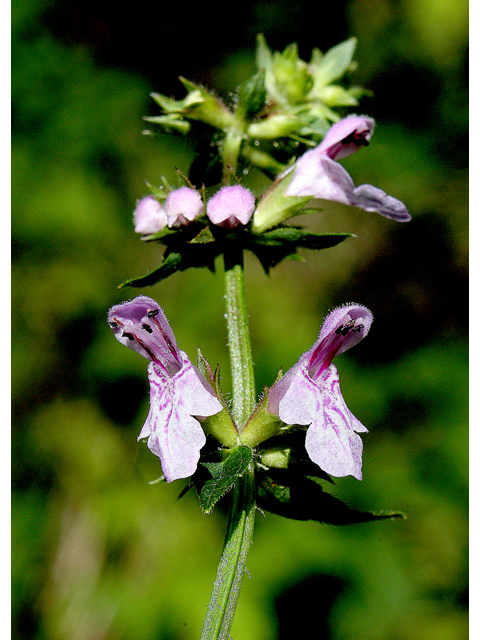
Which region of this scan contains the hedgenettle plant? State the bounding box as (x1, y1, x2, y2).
(107, 36, 409, 639)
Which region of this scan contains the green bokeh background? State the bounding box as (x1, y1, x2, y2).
(12, 0, 468, 638)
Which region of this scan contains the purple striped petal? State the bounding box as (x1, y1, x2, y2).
(108, 296, 222, 481)
(267, 303, 372, 479)
(285, 116, 411, 222)
(138, 357, 222, 482)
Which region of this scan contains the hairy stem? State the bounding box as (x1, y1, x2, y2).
(199, 253, 257, 639)
(199, 466, 256, 640)
(223, 253, 256, 427)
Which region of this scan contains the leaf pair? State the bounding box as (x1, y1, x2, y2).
(119, 224, 353, 289)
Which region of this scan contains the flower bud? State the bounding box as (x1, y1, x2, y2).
(207, 185, 255, 228)
(247, 114, 301, 139)
(165, 187, 204, 227)
(133, 196, 168, 235)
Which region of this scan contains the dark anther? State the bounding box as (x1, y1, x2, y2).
(122, 332, 135, 341)
(108, 321, 119, 328)
(335, 324, 344, 334)
(352, 324, 364, 333)
(147, 309, 159, 318)
(141, 323, 153, 333)
(340, 319, 356, 336)
(341, 130, 369, 147)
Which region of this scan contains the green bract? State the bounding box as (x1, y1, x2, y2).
(144, 36, 368, 179)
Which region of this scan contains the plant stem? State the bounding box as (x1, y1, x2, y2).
(223, 252, 256, 427)
(199, 254, 257, 640)
(199, 466, 256, 640)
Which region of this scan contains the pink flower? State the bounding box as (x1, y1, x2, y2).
(108, 296, 222, 482)
(207, 185, 256, 228)
(165, 187, 204, 227)
(267, 304, 373, 480)
(133, 196, 168, 234)
(286, 116, 411, 222)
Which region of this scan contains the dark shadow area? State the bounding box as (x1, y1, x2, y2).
(274, 572, 348, 639)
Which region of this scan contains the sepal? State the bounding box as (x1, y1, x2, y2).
(251, 170, 313, 233)
(239, 385, 284, 447)
(196, 349, 239, 447)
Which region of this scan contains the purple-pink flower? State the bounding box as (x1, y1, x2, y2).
(133, 196, 168, 235)
(164, 187, 204, 227)
(267, 304, 373, 480)
(285, 115, 411, 222)
(206, 185, 256, 228)
(108, 296, 222, 482)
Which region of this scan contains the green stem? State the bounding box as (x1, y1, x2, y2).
(199, 467, 256, 640)
(222, 127, 244, 179)
(223, 253, 256, 427)
(199, 253, 257, 640)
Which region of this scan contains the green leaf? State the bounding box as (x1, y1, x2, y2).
(256, 430, 336, 486)
(143, 113, 191, 134)
(316, 85, 360, 107)
(310, 37, 357, 89)
(140, 226, 180, 242)
(178, 77, 234, 130)
(118, 252, 184, 289)
(189, 226, 216, 244)
(150, 91, 203, 113)
(236, 70, 267, 120)
(257, 469, 406, 525)
(247, 227, 354, 273)
(256, 34, 273, 72)
(198, 446, 254, 514)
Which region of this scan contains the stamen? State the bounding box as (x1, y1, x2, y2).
(335, 324, 344, 335)
(141, 323, 153, 334)
(108, 321, 119, 328)
(122, 332, 135, 341)
(147, 309, 160, 318)
(133, 335, 161, 365)
(352, 324, 364, 333)
(149, 314, 181, 364)
(341, 319, 355, 336)
(342, 130, 370, 147)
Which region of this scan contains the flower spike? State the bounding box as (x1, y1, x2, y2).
(108, 296, 222, 482)
(267, 304, 373, 480)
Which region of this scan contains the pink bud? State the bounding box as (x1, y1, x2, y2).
(133, 196, 168, 235)
(207, 185, 255, 228)
(164, 187, 204, 227)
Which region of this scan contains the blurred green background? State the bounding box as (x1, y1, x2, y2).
(12, 0, 468, 638)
